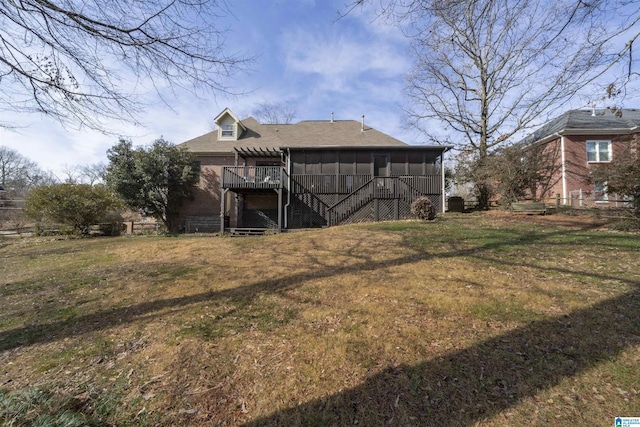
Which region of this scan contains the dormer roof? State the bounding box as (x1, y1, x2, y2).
(214, 108, 247, 132)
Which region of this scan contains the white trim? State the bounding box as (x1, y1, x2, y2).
(441, 150, 446, 212)
(561, 135, 567, 204)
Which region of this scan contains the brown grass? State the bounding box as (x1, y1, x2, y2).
(0, 212, 639, 426)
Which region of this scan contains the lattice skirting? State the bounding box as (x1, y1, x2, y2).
(287, 198, 327, 228)
(287, 194, 443, 228)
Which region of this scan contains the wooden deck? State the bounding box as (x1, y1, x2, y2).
(222, 166, 283, 190)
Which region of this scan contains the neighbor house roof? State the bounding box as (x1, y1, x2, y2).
(519, 108, 640, 146)
(180, 115, 411, 154)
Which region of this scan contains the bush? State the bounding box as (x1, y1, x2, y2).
(26, 184, 121, 235)
(411, 197, 437, 220)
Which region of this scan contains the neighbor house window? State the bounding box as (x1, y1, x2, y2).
(586, 140, 611, 162)
(221, 124, 234, 138)
(594, 181, 608, 202)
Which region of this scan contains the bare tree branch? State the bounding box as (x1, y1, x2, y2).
(0, 0, 251, 132)
(251, 100, 298, 124)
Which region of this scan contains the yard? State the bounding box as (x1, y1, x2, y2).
(0, 212, 639, 426)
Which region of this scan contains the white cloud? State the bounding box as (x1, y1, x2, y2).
(280, 25, 410, 93)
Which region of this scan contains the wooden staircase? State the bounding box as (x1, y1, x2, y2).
(325, 177, 427, 226)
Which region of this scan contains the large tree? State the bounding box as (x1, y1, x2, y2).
(350, 0, 640, 208)
(0, 1, 248, 130)
(105, 138, 199, 233)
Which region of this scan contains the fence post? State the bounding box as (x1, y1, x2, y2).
(555, 194, 560, 210)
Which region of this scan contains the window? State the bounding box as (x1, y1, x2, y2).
(586, 140, 611, 162)
(594, 181, 608, 202)
(221, 124, 234, 138)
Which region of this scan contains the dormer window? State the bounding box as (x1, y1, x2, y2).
(213, 108, 245, 141)
(221, 124, 234, 138)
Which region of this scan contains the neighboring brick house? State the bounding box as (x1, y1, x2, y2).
(518, 108, 640, 206)
(178, 108, 450, 233)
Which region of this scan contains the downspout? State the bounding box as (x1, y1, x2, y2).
(441, 149, 446, 213)
(560, 134, 567, 205)
(284, 148, 291, 229)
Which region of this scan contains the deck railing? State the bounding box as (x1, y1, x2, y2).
(291, 174, 373, 194)
(222, 166, 283, 189)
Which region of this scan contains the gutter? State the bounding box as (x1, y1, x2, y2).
(525, 125, 639, 148)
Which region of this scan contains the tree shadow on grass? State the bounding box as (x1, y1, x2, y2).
(1, 224, 639, 426)
(242, 288, 640, 426)
(0, 251, 426, 353)
(0, 225, 636, 354)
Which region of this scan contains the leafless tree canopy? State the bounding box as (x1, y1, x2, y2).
(251, 101, 298, 124)
(0, 146, 54, 194)
(349, 0, 640, 155)
(0, 0, 249, 131)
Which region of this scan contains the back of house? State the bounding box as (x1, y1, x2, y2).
(178, 108, 450, 233)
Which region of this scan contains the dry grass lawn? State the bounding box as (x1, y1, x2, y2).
(0, 212, 639, 426)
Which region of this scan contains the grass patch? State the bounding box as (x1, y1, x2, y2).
(0, 387, 105, 426)
(468, 299, 542, 323)
(180, 298, 300, 340)
(0, 212, 639, 426)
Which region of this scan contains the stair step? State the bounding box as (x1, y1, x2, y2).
(228, 228, 275, 237)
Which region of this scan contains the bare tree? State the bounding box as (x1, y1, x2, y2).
(348, 0, 640, 208)
(0, 146, 41, 193)
(78, 163, 107, 186)
(0, 1, 249, 131)
(60, 164, 80, 184)
(251, 101, 297, 124)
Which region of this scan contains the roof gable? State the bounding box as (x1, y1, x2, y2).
(213, 108, 246, 131)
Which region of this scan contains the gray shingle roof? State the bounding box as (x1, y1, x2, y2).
(179, 116, 410, 154)
(519, 108, 640, 146)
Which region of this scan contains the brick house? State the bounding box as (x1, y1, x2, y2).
(178, 108, 450, 233)
(518, 108, 640, 206)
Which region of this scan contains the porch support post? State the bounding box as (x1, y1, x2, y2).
(220, 188, 228, 234)
(277, 188, 283, 232)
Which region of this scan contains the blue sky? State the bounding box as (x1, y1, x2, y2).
(0, 0, 638, 178)
(0, 0, 419, 178)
